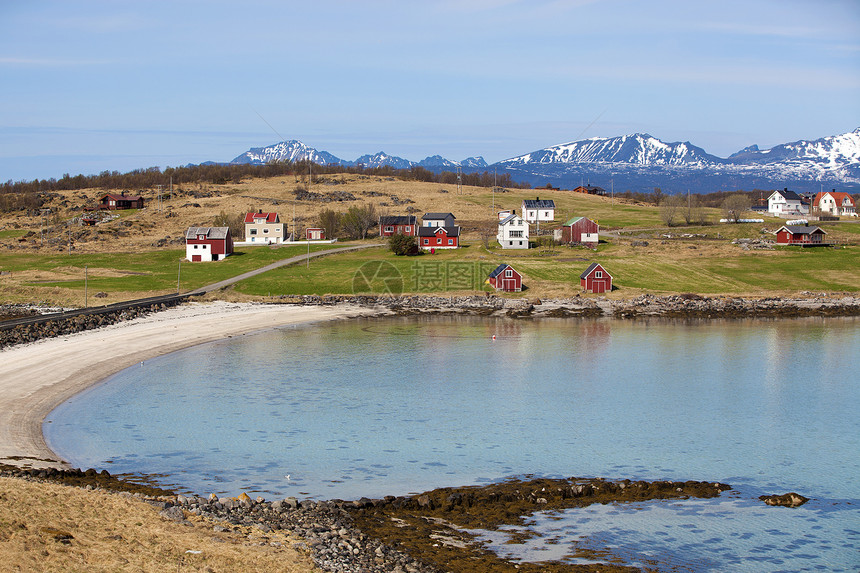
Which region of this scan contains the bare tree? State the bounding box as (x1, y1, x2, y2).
(659, 194, 685, 226)
(682, 193, 707, 225)
(318, 208, 340, 239)
(721, 194, 752, 223)
(213, 210, 244, 238)
(341, 203, 378, 239)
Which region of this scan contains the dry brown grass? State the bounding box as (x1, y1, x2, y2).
(0, 477, 318, 573)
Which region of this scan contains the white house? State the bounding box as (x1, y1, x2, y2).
(521, 198, 556, 223)
(813, 190, 856, 217)
(767, 189, 808, 217)
(497, 212, 529, 249)
(422, 212, 456, 228)
(244, 211, 286, 243)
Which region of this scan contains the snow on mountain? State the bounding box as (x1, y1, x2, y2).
(418, 155, 459, 169)
(353, 151, 415, 170)
(460, 156, 488, 169)
(499, 133, 721, 169)
(230, 140, 343, 165)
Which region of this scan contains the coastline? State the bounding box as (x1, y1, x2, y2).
(1, 294, 858, 470)
(0, 301, 387, 470)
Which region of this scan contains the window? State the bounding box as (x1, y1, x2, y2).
(595, 271, 603, 278)
(424, 239, 429, 245)
(505, 269, 512, 278)
(385, 226, 393, 233)
(448, 239, 453, 245)
(263, 228, 268, 233)
(510, 230, 523, 238)
(250, 229, 257, 235)
(404, 226, 410, 232)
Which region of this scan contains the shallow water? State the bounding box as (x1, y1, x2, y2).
(45, 315, 860, 571)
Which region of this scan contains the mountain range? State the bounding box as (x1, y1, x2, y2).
(228, 128, 860, 193)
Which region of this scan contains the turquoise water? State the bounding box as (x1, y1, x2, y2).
(45, 316, 859, 571)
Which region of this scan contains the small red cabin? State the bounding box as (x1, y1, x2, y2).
(379, 215, 417, 237)
(306, 227, 325, 240)
(775, 225, 827, 245)
(488, 263, 522, 292)
(580, 262, 612, 293)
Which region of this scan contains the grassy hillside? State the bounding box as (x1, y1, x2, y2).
(0, 173, 858, 306)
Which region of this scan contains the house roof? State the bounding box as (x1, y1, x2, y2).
(380, 215, 417, 226)
(488, 263, 517, 279)
(423, 212, 455, 220)
(579, 262, 612, 280)
(522, 199, 556, 209)
(776, 225, 826, 235)
(100, 193, 143, 201)
(244, 212, 279, 223)
(769, 189, 802, 202)
(813, 191, 855, 207)
(498, 213, 523, 226)
(417, 226, 460, 237)
(574, 185, 606, 193)
(562, 216, 598, 227)
(185, 227, 231, 239)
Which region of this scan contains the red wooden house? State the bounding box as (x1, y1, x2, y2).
(580, 262, 612, 293)
(418, 226, 460, 250)
(572, 185, 606, 196)
(99, 192, 144, 210)
(488, 263, 522, 292)
(559, 216, 599, 247)
(379, 215, 417, 237)
(774, 225, 827, 246)
(306, 227, 325, 240)
(185, 227, 234, 262)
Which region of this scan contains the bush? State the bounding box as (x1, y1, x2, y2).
(389, 234, 418, 256)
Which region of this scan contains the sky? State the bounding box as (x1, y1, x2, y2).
(1, 0, 859, 182)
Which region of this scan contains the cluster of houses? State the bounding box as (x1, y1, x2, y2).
(496, 198, 599, 250)
(764, 188, 856, 218)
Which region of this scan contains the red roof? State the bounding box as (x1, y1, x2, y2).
(244, 212, 279, 223)
(813, 191, 855, 208)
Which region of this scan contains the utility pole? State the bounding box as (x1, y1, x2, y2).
(177, 262, 181, 293)
(84, 265, 88, 308)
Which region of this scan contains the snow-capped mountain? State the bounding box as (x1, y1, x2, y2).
(495, 129, 860, 192)
(230, 140, 343, 166)
(225, 129, 860, 192)
(500, 133, 721, 168)
(353, 151, 415, 170)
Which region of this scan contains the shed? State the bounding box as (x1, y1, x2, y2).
(488, 263, 523, 292)
(580, 262, 612, 293)
(306, 227, 325, 241)
(560, 216, 599, 247)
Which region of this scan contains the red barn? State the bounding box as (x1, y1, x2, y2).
(99, 192, 144, 210)
(418, 226, 460, 249)
(775, 225, 827, 245)
(580, 262, 612, 293)
(379, 215, 417, 237)
(185, 227, 234, 262)
(560, 216, 599, 247)
(488, 263, 522, 292)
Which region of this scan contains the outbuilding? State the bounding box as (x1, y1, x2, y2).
(185, 227, 234, 262)
(558, 216, 599, 247)
(488, 263, 523, 292)
(580, 262, 612, 293)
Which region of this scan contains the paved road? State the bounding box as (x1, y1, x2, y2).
(187, 242, 383, 295)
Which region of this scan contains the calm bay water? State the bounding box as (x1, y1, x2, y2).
(45, 316, 859, 571)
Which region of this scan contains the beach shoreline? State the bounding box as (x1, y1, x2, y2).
(2, 294, 858, 470)
(0, 301, 388, 470)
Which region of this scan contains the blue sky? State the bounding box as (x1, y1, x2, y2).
(2, 0, 858, 182)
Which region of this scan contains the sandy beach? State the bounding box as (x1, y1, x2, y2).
(0, 301, 382, 470)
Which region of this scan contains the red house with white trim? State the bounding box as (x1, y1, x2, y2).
(580, 262, 612, 293)
(488, 263, 522, 292)
(306, 227, 325, 240)
(185, 227, 234, 261)
(379, 215, 417, 237)
(775, 224, 827, 245)
(418, 226, 460, 249)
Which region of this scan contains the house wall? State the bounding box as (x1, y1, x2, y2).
(581, 266, 612, 293)
(245, 222, 285, 243)
(380, 224, 416, 237)
(562, 219, 599, 244)
(419, 234, 458, 249)
(497, 217, 529, 249)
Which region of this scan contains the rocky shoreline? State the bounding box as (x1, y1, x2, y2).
(2, 293, 857, 349)
(0, 464, 733, 573)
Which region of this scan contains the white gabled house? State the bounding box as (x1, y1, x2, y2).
(521, 198, 555, 223)
(497, 211, 529, 249)
(244, 211, 286, 243)
(767, 189, 808, 217)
